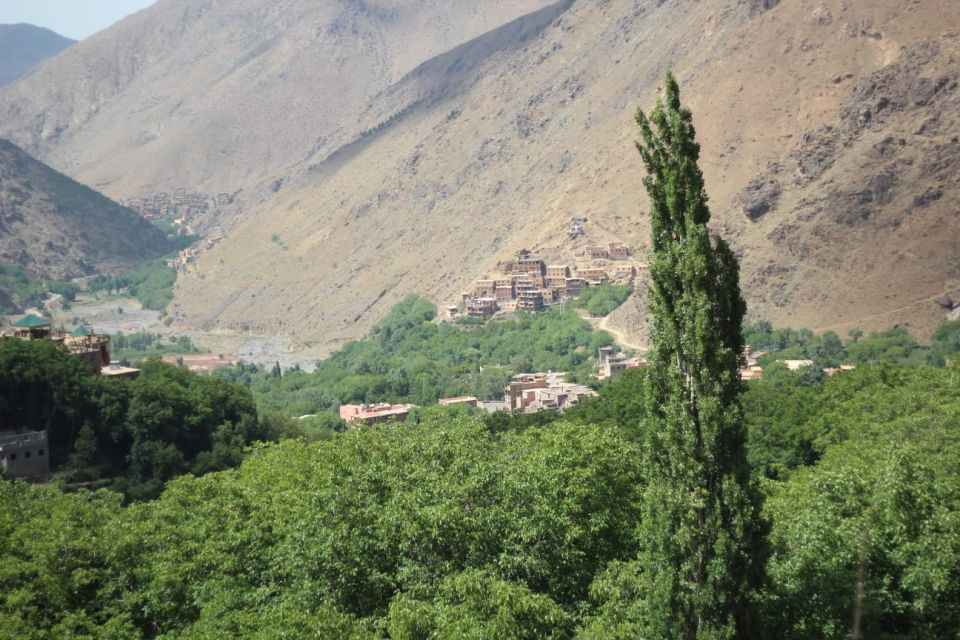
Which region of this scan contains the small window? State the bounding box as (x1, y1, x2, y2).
(9, 453, 16, 461)
(24, 451, 30, 458)
(38, 449, 44, 456)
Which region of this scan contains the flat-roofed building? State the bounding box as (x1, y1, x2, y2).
(466, 297, 498, 320)
(505, 373, 548, 411)
(517, 290, 544, 313)
(101, 364, 141, 379)
(577, 268, 607, 285)
(473, 279, 496, 298)
(588, 245, 609, 260)
(515, 253, 545, 278)
(505, 373, 596, 412)
(61, 327, 110, 374)
(339, 403, 417, 426)
(0, 431, 49, 478)
(564, 277, 585, 298)
(607, 242, 630, 259)
(495, 284, 515, 302)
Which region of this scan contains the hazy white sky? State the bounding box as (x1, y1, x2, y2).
(0, 0, 157, 40)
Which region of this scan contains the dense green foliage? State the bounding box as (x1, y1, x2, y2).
(1, 363, 958, 638)
(742, 321, 942, 367)
(571, 282, 632, 317)
(217, 295, 614, 415)
(0, 415, 645, 638)
(0, 264, 79, 314)
(86, 259, 177, 311)
(108, 332, 205, 363)
(0, 339, 272, 499)
(634, 72, 764, 638)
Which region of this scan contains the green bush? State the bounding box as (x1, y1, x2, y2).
(571, 283, 632, 317)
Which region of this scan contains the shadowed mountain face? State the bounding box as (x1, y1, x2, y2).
(0, 24, 75, 87)
(0, 139, 169, 280)
(1, 0, 958, 353)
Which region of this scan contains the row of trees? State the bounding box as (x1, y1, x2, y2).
(743, 321, 960, 368)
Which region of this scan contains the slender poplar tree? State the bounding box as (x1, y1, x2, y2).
(634, 73, 766, 639)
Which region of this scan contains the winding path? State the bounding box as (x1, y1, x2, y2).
(578, 310, 648, 353)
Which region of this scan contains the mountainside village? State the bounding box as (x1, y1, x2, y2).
(453, 233, 643, 320)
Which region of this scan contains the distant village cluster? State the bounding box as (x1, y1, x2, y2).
(452, 243, 645, 320)
(119, 188, 230, 271)
(119, 189, 229, 224)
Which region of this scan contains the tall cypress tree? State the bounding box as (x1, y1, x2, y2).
(634, 73, 766, 639)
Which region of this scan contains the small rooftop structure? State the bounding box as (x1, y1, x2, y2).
(740, 366, 764, 381)
(783, 359, 815, 371)
(339, 403, 418, 426)
(11, 314, 51, 340)
(101, 364, 141, 379)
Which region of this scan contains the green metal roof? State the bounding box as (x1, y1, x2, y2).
(13, 314, 50, 328)
(70, 325, 94, 337)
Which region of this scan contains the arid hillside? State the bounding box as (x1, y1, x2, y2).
(2, 0, 958, 353)
(0, 139, 169, 280)
(0, 24, 75, 87)
(0, 0, 558, 197)
(168, 0, 960, 352)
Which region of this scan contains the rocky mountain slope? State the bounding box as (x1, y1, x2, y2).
(0, 139, 169, 280)
(0, 24, 75, 87)
(0, 0, 558, 196)
(2, 0, 958, 352)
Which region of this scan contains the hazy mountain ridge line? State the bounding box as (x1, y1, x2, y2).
(0, 24, 76, 87)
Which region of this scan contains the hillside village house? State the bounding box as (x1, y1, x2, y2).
(505, 372, 596, 412)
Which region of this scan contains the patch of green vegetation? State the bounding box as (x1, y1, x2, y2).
(109, 332, 206, 363)
(215, 294, 614, 415)
(742, 321, 957, 367)
(270, 233, 288, 250)
(86, 259, 177, 311)
(0, 263, 80, 314)
(571, 282, 632, 317)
